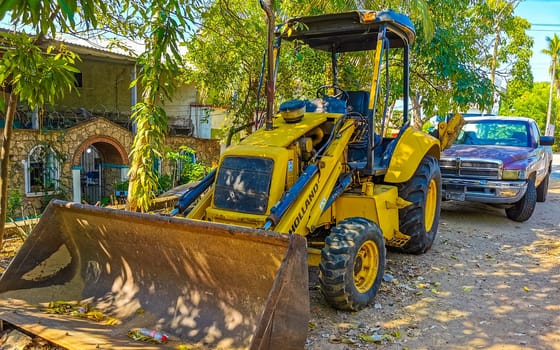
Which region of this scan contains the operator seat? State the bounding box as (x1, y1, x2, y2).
(346, 91, 370, 117)
(346, 91, 389, 171)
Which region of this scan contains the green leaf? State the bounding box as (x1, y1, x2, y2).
(28, 0, 41, 24)
(0, 0, 20, 18)
(57, 0, 77, 19)
(359, 333, 385, 343)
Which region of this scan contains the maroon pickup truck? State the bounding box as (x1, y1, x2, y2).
(440, 116, 555, 222)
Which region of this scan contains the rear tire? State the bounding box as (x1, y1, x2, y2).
(319, 218, 385, 311)
(536, 174, 549, 202)
(506, 179, 537, 222)
(396, 155, 441, 254)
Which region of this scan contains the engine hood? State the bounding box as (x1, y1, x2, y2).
(442, 145, 529, 165)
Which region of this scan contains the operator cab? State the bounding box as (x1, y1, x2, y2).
(278, 10, 416, 176)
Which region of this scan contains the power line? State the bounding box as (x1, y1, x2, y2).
(527, 23, 560, 32)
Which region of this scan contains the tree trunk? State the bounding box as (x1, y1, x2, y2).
(0, 92, 18, 250)
(488, 30, 500, 115)
(410, 91, 423, 130)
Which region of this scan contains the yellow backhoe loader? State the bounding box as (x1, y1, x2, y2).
(0, 3, 461, 349)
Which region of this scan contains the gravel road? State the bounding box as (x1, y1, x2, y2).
(306, 153, 560, 350)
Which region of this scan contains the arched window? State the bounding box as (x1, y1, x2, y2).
(23, 145, 61, 196)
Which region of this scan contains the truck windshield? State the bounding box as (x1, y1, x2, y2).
(214, 156, 274, 215)
(455, 120, 529, 147)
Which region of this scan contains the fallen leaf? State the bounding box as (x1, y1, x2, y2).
(383, 273, 394, 282)
(328, 337, 342, 344)
(337, 322, 358, 330)
(359, 333, 385, 343)
(390, 329, 402, 339)
(343, 337, 358, 344)
(103, 317, 120, 326)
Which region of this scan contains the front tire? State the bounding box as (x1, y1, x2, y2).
(396, 155, 441, 254)
(536, 174, 549, 202)
(506, 179, 537, 222)
(319, 218, 385, 311)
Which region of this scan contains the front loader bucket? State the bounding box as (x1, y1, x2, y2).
(0, 200, 309, 350)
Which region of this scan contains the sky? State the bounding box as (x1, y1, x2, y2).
(515, 0, 560, 82)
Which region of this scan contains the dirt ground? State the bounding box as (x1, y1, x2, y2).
(1, 156, 559, 350)
(306, 154, 560, 350)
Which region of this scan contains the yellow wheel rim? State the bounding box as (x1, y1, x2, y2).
(353, 240, 379, 293)
(425, 178, 437, 232)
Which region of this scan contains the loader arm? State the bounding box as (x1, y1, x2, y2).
(435, 113, 465, 150)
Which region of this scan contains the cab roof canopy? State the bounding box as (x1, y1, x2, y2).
(279, 9, 416, 52)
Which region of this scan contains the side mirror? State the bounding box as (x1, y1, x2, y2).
(540, 135, 555, 146)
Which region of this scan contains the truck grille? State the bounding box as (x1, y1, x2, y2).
(440, 158, 502, 179)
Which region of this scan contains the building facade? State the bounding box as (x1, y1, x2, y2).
(1, 39, 221, 217)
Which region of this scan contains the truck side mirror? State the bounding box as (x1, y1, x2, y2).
(540, 135, 555, 146)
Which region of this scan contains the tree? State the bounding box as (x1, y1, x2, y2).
(497, 13, 534, 113)
(505, 82, 554, 129)
(184, 0, 267, 146)
(184, 0, 531, 133)
(542, 33, 560, 136)
(409, 0, 532, 125)
(503, 82, 558, 148)
(478, 0, 532, 113)
(124, 1, 198, 212)
(0, 29, 82, 250)
(1, 0, 202, 215)
(184, 0, 438, 137)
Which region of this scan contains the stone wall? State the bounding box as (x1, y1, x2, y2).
(166, 135, 221, 166)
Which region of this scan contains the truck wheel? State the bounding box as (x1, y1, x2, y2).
(319, 218, 385, 311)
(536, 174, 549, 202)
(396, 155, 441, 254)
(506, 179, 537, 222)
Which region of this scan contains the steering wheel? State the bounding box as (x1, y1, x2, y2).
(316, 84, 349, 101)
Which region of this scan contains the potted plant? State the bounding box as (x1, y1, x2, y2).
(114, 180, 129, 197)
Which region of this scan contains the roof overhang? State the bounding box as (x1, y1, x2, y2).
(280, 9, 416, 52)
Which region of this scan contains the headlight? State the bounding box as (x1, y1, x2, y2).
(502, 170, 526, 180)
